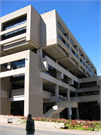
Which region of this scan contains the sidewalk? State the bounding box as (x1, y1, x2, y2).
(0, 123, 101, 135)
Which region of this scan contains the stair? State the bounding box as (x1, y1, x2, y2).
(44, 101, 78, 118)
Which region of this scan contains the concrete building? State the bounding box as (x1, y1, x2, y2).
(0, 5, 101, 120)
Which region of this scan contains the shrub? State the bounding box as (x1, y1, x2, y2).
(4, 114, 101, 131)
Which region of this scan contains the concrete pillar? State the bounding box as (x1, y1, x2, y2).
(67, 78, 74, 85)
(37, 49, 43, 58)
(43, 105, 46, 113)
(24, 52, 30, 116)
(75, 93, 79, 119)
(67, 89, 71, 119)
(55, 84, 59, 97)
(54, 85, 59, 118)
(67, 89, 70, 101)
(56, 70, 63, 80)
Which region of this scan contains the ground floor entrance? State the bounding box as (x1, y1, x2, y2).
(11, 101, 24, 116)
(79, 101, 100, 120)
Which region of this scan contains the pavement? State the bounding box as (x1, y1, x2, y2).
(0, 123, 101, 135)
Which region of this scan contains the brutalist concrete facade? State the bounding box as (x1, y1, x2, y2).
(0, 5, 100, 120)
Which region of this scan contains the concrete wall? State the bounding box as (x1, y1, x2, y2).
(40, 10, 57, 47)
(0, 5, 40, 55)
(1, 77, 11, 115)
(30, 6, 40, 48)
(24, 50, 43, 117)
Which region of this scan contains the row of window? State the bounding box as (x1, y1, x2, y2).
(2, 27, 26, 40)
(2, 15, 27, 31)
(58, 32, 95, 76)
(70, 38, 75, 46)
(78, 91, 99, 96)
(1, 59, 25, 70)
(58, 22, 96, 76)
(57, 22, 65, 33)
(43, 64, 97, 89)
(1, 15, 27, 41)
(80, 59, 85, 66)
(57, 22, 69, 41)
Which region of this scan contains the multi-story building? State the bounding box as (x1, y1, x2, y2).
(0, 5, 101, 120)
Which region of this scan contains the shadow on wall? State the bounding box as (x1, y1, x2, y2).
(40, 17, 46, 48)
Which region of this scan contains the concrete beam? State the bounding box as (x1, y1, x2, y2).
(0, 68, 25, 78)
(42, 56, 79, 83)
(41, 72, 76, 92)
(0, 50, 28, 64)
(71, 95, 100, 103)
(76, 86, 100, 93)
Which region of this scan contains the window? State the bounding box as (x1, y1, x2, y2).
(1, 63, 7, 68)
(44, 65, 56, 78)
(79, 49, 83, 56)
(11, 59, 25, 69)
(86, 66, 90, 71)
(10, 74, 24, 82)
(2, 15, 27, 30)
(57, 22, 65, 33)
(85, 58, 88, 62)
(71, 48, 78, 58)
(58, 33, 69, 48)
(91, 71, 94, 76)
(70, 38, 75, 45)
(2, 27, 26, 40)
(80, 59, 85, 66)
(58, 44, 68, 54)
(90, 64, 92, 68)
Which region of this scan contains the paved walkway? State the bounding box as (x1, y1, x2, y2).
(0, 123, 101, 135)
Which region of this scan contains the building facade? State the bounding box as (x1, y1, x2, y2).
(0, 5, 101, 120)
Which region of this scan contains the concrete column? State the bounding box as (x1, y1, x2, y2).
(67, 89, 70, 101)
(24, 51, 30, 116)
(75, 93, 79, 119)
(37, 49, 43, 58)
(56, 70, 63, 80)
(43, 105, 46, 113)
(55, 84, 59, 97)
(67, 78, 74, 85)
(67, 89, 71, 119)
